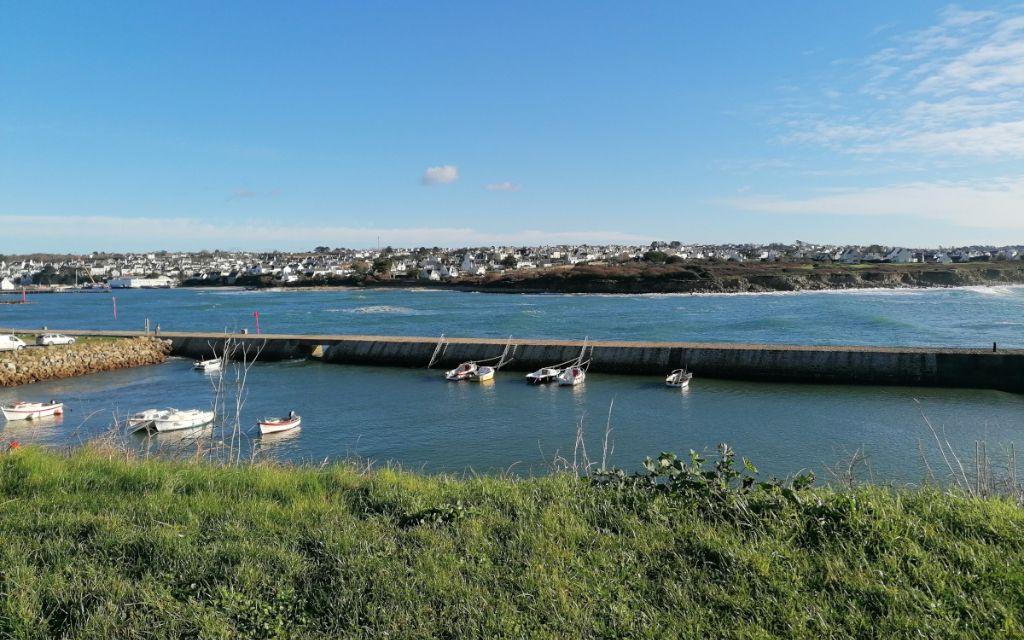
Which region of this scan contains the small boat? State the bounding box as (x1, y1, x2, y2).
(127, 408, 172, 430)
(445, 362, 478, 381)
(471, 366, 495, 382)
(193, 358, 222, 373)
(258, 412, 302, 435)
(525, 367, 562, 384)
(1, 401, 64, 421)
(149, 409, 215, 432)
(557, 366, 586, 386)
(665, 369, 693, 388)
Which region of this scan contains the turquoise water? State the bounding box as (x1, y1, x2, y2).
(3, 285, 1024, 346)
(1, 286, 1023, 482)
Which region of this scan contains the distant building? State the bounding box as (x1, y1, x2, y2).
(108, 276, 174, 289)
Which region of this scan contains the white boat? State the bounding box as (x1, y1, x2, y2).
(557, 366, 586, 386)
(258, 413, 301, 435)
(193, 358, 222, 373)
(149, 409, 215, 432)
(665, 369, 693, 388)
(1, 401, 64, 421)
(471, 366, 495, 382)
(127, 408, 172, 430)
(445, 362, 478, 381)
(525, 367, 562, 384)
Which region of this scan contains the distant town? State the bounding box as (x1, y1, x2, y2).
(2, 241, 1023, 290)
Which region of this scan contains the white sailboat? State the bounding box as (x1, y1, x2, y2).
(445, 362, 478, 381)
(665, 369, 693, 388)
(525, 366, 563, 384)
(557, 365, 586, 386)
(471, 366, 495, 382)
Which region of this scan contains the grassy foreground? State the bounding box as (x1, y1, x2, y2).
(1, 448, 1023, 639)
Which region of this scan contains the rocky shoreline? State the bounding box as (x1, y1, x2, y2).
(186, 262, 1024, 295)
(0, 337, 171, 387)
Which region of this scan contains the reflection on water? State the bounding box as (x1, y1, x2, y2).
(2, 357, 1022, 483)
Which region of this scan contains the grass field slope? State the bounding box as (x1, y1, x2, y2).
(1, 447, 1023, 638)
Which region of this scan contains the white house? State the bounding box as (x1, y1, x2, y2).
(0, 277, 15, 291)
(885, 248, 915, 264)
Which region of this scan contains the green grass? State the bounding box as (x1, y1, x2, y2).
(1, 447, 1023, 639)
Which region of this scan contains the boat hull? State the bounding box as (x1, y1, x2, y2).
(1, 404, 63, 421)
(557, 368, 586, 386)
(152, 411, 215, 432)
(258, 416, 302, 435)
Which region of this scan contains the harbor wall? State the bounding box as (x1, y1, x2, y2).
(0, 337, 171, 387)
(318, 337, 1024, 393)
(168, 336, 316, 362)
(4, 329, 1021, 392)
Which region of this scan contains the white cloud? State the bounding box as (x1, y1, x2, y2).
(724, 177, 1024, 229)
(421, 165, 459, 185)
(0, 214, 645, 252)
(786, 5, 1024, 159)
(484, 182, 520, 192)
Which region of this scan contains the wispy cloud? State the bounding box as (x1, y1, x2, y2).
(786, 5, 1024, 159)
(0, 214, 645, 252)
(421, 165, 459, 185)
(484, 182, 520, 192)
(724, 177, 1024, 229)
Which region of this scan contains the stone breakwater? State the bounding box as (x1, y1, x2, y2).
(0, 337, 172, 387)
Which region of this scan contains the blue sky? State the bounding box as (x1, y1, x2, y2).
(2, 1, 1023, 251)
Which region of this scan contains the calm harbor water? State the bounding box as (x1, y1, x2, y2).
(2, 286, 1023, 482)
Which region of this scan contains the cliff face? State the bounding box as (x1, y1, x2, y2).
(0, 337, 171, 387)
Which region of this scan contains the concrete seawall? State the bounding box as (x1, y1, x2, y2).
(3, 329, 1021, 392)
(319, 337, 1024, 392)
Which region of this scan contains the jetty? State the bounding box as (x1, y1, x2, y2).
(3, 328, 1022, 392)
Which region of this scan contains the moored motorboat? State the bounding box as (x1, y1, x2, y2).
(127, 408, 172, 430)
(665, 369, 693, 388)
(150, 409, 215, 432)
(471, 366, 495, 382)
(445, 362, 478, 381)
(1, 401, 64, 421)
(258, 412, 302, 435)
(525, 367, 562, 384)
(557, 366, 586, 386)
(193, 358, 222, 373)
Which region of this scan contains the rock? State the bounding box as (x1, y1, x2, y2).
(0, 337, 171, 387)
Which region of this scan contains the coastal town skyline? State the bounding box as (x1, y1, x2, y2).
(5, 2, 1024, 251)
(4, 240, 1022, 290)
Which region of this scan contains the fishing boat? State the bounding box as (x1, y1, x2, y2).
(193, 358, 222, 373)
(127, 408, 172, 430)
(471, 366, 495, 382)
(1, 401, 63, 421)
(557, 366, 586, 386)
(149, 409, 215, 433)
(445, 362, 478, 381)
(665, 369, 693, 388)
(258, 412, 301, 435)
(525, 367, 562, 384)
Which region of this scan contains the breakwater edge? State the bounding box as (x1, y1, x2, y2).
(0, 336, 171, 387)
